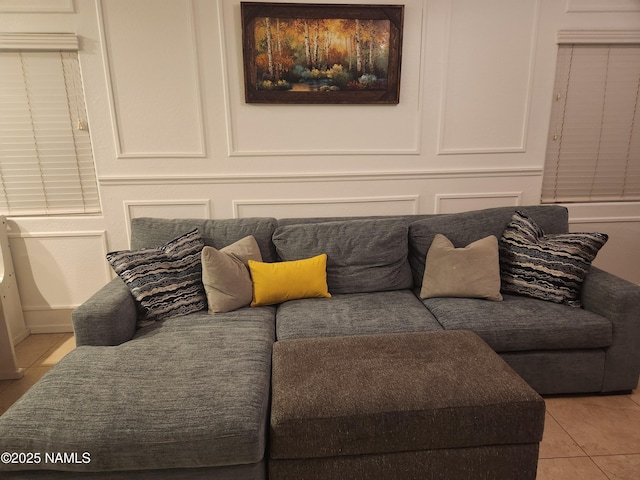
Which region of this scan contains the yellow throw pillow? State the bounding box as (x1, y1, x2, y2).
(249, 254, 331, 307)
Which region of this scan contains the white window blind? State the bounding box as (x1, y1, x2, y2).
(542, 44, 640, 203)
(0, 50, 100, 215)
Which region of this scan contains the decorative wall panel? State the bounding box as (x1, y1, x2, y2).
(435, 192, 522, 214)
(100, 0, 205, 158)
(439, 0, 539, 154)
(0, 0, 74, 13)
(220, 0, 425, 156)
(124, 200, 211, 244)
(9, 232, 110, 329)
(566, 0, 640, 12)
(233, 196, 420, 218)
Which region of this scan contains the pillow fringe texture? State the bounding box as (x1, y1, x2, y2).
(499, 211, 608, 307)
(107, 229, 207, 324)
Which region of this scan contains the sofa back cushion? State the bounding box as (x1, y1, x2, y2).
(408, 205, 569, 289)
(277, 214, 432, 227)
(130, 217, 279, 263)
(272, 218, 413, 294)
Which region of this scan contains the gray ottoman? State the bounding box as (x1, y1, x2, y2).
(269, 330, 545, 480)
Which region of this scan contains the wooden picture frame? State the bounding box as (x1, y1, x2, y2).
(241, 2, 404, 104)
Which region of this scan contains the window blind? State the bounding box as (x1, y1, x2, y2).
(542, 44, 640, 203)
(0, 51, 100, 215)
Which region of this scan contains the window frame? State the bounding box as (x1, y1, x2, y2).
(542, 31, 640, 204)
(0, 33, 101, 216)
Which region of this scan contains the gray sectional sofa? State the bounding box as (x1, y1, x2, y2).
(0, 204, 639, 478)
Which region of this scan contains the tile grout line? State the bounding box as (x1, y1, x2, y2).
(545, 407, 591, 459)
(15, 334, 63, 370)
(0, 380, 14, 396)
(42, 335, 70, 360)
(32, 333, 74, 368)
(544, 392, 640, 480)
(0, 334, 69, 416)
(591, 457, 614, 480)
(590, 452, 640, 457)
(542, 407, 615, 479)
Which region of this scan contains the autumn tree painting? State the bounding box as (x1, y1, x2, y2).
(254, 17, 391, 92)
(242, 3, 404, 104)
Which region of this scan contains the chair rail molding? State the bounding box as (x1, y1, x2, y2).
(98, 167, 543, 186)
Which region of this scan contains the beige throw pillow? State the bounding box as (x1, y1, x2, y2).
(420, 234, 502, 301)
(201, 235, 262, 313)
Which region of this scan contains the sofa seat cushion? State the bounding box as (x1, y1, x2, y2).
(423, 294, 612, 352)
(0, 307, 275, 473)
(272, 218, 413, 294)
(275, 290, 442, 340)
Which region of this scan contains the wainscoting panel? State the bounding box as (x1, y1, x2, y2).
(435, 192, 523, 214)
(220, 0, 425, 157)
(0, 0, 74, 13)
(99, 0, 205, 158)
(9, 231, 110, 332)
(233, 196, 420, 219)
(439, 0, 539, 154)
(566, 0, 640, 13)
(566, 202, 640, 285)
(124, 200, 211, 244)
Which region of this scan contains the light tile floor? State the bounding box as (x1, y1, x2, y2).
(0, 333, 75, 416)
(538, 388, 640, 480)
(1, 333, 639, 479)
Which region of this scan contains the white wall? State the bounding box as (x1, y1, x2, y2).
(0, 0, 638, 335)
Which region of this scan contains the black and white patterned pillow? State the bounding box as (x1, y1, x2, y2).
(107, 229, 207, 325)
(499, 211, 608, 307)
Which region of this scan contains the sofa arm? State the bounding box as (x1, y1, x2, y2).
(581, 267, 640, 392)
(72, 277, 138, 347)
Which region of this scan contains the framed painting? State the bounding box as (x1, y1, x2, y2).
(241, 2, 404, 104)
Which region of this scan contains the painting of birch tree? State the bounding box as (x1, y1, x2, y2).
(254, 17, 391, 92)
(241, 3, 404, 104)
